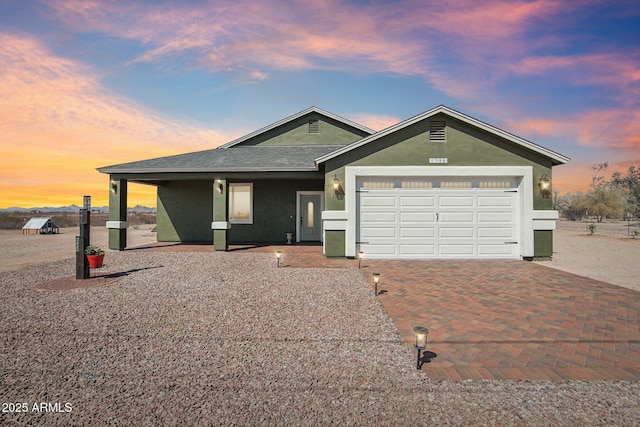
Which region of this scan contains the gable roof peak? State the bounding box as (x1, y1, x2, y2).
(315, 105, 569, 165)
(218, 106, 375, 149)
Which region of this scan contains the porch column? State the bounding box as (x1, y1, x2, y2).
(212, 179, 230, 251)
(107, 177, 128, 250)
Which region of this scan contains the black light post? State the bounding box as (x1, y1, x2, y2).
(76, 196, 91, 279)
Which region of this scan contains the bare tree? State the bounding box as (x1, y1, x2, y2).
(590, 162, 609, 190)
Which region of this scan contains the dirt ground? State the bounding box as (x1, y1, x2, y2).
(0, 225, 158, 273)
(540, 219, 640, 291)
(1, 221, 639, 291)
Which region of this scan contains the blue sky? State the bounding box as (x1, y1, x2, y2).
(1, 0, 639, 207)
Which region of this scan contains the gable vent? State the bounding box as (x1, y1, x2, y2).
(309, 119, 319, 134)
(430, 120, 446, 141)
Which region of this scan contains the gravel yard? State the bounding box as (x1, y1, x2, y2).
(1, 250, 639, 425)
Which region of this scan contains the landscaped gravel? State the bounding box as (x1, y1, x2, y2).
(1, 251, 639, 425)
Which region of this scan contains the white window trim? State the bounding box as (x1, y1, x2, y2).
(229, 183, 253, 224)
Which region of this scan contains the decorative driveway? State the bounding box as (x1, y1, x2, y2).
(359, 259, 640, 380)
(136, 243, 640, 381)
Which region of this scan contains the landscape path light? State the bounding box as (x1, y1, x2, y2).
(413, 326, 429, 370)
(275, 251, 282, 268)
(372, 272, 380, 295)
(358, 251, 364, 269)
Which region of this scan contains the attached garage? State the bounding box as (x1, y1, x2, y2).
(357, 176, 519, 259)
(318, 106, 569, 260)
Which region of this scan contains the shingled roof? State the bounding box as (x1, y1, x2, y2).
(98, 145, 342, 174)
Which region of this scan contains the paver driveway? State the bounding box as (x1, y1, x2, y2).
(138, 243, 640, 381)
(359, 259, 640, 380)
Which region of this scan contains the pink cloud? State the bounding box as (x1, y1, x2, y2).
(346, 113, 402, 132)
(0, 32, 237, 207)
(509, 52, 640, 96)
(509, 109, 640, 150)
(41, 0, 591, 105)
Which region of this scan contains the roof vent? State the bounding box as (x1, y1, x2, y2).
(430, 120, 445, 141)
(309, 119, 319, 134)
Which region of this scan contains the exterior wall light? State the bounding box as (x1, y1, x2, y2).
(332, 175, 340, 191)
(413, 326, 429, 370)
(358, 251, 364, 268)
(216, 180, 224, 194)
(538, 174, 551, 199)
(332, 175, 345, 200)
(275, 251, 282, 268)
(110, 180, 118, 194)
(372, 272, 380, 295)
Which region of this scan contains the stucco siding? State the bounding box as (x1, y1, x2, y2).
(324, 230, 346, 257)
(157, 180, 213, 242)
(234, 113, 370, 147)
(534, 230, 553, 259)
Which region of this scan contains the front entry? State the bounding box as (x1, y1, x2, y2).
(298, 193, 322, 241)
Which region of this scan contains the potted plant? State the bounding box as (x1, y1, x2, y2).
(85, 244, 105, 268)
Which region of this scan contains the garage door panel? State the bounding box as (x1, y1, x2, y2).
(400, 227, 435, 238)
(477, 227, 515, 238)
(438, 196, 474, 207)
(400, 244, 436, 255)
(361, 227, 396, 238)
(439, 244, 475, 256)
(400, 196, 435, 207)
(478, 195, 514, 207)
(400, 212, 435, 223)
(439, 227, 474, 238)
(439, 211, 474, 222)
(478, 212, 513, 223)
(363, 244, 397, 256)
(362, 211, 397, 223)
(360, 196, 397, 207)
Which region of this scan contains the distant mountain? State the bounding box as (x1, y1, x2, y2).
(131, 205, 157, 213)
(0, 205, 156, 213)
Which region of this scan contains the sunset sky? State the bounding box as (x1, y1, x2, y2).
(1, 0, 639, 208)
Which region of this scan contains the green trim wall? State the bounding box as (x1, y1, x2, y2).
(235, 113, 371, 147)
(157, 180, 213, 242)
(324, 231, 345, 257)
(533, 230, 553, 260)
(108, 177, 127, 250)
(322, 113, 557, 258)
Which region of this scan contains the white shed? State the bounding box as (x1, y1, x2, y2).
(22, 217, 60, 234)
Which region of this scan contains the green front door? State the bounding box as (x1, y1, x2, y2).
(300, 194, 322, 241)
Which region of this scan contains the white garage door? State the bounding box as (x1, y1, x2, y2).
(357, 177, 520, 259)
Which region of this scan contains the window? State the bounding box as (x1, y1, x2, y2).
(229, 183, 253, 223)
(307, 201, 315, 228)
(309, 119, 319, 134)
(430, 120, 446, 142)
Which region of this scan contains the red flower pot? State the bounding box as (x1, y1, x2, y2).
(87, 254, 104, 268)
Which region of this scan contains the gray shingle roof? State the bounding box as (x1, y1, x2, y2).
(98, 145, 342, 174)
